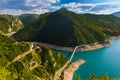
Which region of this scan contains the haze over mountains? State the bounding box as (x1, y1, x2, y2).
(112, 11, 120, 17)
(13, 8, 120, 47)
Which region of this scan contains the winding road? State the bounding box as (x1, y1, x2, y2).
(5, 43, 34, 67)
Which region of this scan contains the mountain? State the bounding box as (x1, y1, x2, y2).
(0, 14, 23, 34)
(19, 14, 39, 26)
(112, 11, 120, 17)
(83, 14, 120, 36)
(0, 33, 67, 80)
(13, 8, 120, 47)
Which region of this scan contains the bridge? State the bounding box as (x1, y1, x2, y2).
(69, 46, 80, 62)
(54, 46, 81, 80)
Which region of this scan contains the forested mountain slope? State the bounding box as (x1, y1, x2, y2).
(13, 8, 120, 47)
(19, 14, 39, 26)
(0, 33, 67, 80)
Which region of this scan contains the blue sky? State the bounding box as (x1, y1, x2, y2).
(0, 0, 120, 15)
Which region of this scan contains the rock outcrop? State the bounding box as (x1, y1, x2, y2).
(64, 59, 85, 80)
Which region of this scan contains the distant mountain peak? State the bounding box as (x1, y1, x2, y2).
(112, 11, 120, 17)
(55, 8, 69, 13)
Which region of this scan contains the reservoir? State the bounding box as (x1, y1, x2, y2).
(55, 38, 120, 79)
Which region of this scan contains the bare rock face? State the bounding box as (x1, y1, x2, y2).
(0, 14, 23, 34)
(64, 59, 85, 80)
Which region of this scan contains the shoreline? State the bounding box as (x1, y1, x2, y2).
(64, 59, 85, 80)
(32, 36, 120, 52)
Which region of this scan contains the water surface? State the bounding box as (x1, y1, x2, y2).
(55, 39, 120, 79)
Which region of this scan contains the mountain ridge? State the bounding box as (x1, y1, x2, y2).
(13, 8, 120, 47)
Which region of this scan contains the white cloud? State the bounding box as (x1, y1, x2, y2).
(61, 2, 94, 13)
(48, 0, 60, 3)
(60, 1, 120, 14)
(25, 0, 60, 7)
(0, 8, 49, 15)
(0, 0, 120, 15)
(0, 9, 23, 15)
(89, 2, 120, 14)
(49, 6, 61, 10)
(0, 0, 60, 15)
(29, 8, 49, 14)
(90, 7, 120, 14)
(61, 2, 94, 8)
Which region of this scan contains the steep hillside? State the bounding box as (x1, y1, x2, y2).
(0, 33, 67, 80)
(14, 8, 111, 47)
(0, 14, 23, 34)
(1, 32, 114, 80)
(19, 14, 39, 26)
(112, 11, 120, 17)
(83, 14, 120, 36)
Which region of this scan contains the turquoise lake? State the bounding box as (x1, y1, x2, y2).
(55, 38, 120, 79)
